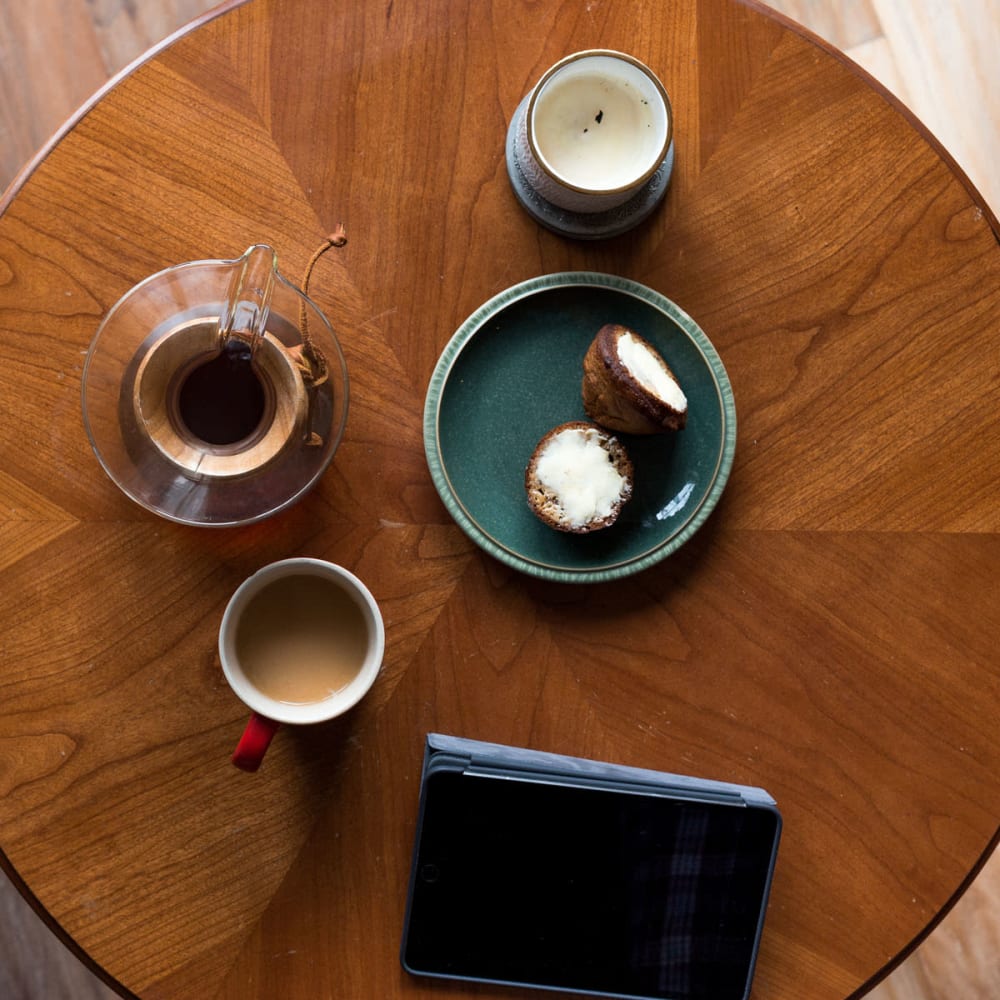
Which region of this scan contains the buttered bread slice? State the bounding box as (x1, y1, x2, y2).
(525, 421, 633, 533)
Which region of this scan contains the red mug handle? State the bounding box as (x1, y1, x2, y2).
(232, 713, 281, 771)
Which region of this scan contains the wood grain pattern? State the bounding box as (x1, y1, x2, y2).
(0, 0, 214, 191)
(769, 0, 1000, 215)
(0, 1, 998, 999)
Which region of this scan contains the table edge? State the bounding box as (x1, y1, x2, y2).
(2, 795, 996, 1000)
(741, 0, 1000, 243)
(850, 825, 1000, 996)
(0, 0, 250, 216)
(0, 844, 135, 999)
(0, 0, 997, 994)
(2, 0, 998, 244)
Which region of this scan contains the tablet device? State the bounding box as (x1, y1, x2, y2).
(401, 735, 781, 1000)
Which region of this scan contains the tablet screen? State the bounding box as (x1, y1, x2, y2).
(402, 769, 780, 1000)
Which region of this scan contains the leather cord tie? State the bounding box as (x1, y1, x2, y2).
(294, 224, 348, 389)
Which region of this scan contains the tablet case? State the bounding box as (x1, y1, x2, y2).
(418, 732, 779, 806)
(401, 733, 781, 1000)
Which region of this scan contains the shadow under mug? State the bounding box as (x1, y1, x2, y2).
(220, 558, 385, 772)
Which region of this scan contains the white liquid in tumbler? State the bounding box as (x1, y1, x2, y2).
(532, 71, 663, 191)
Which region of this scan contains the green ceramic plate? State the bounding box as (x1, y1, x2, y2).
(424, 273, 736, 583)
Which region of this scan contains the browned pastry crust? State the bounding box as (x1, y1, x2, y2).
(525, 420, 634, 533)
(581, 323, 687, 434)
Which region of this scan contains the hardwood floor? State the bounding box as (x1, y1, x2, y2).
(0, 876, 118, 999)
(0, 1, 997, 997)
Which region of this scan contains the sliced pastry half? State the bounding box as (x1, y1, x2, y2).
(525, 421, 633, 533)
(582, 323, 687, 434)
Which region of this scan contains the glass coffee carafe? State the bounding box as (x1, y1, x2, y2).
(82, 244, 349, 526)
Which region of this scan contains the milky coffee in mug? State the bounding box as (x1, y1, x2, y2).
(220, 558, 384, 771)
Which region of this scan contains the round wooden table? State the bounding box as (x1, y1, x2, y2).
(1, 1, 998, 997)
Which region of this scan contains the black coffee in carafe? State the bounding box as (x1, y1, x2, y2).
(176, 338, 267, 446)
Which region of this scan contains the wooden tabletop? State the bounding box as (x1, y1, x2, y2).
(1, 0, 998, 997)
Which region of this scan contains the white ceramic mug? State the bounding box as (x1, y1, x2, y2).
(512, 50, 672, 213)
(220, 558, 385, 771)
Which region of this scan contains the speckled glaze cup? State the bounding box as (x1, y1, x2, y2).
(510, 50, 672, 214)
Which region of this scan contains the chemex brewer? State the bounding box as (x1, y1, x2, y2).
(82, 241, 349, 526)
